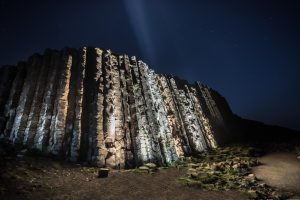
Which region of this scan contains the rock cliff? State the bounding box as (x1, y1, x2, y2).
(0, 47, 233, 168)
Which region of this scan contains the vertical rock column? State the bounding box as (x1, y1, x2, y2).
(130, 56, 153, 164)
(197, 82, 224, 126)
(157, 75, 186, 157)
(190, 86, 217, 148)
(48, 51, 72, 155)
(187, 86, 217, 149)
(138, 62, 164, 164)
(112, 54, 126, 168)
(88, 48, 105, 166)
(23, 51, 51, 146)
(165, 77, 193, 155)
(0, 66, 16, 114)
(0, 66, 17, 133)
(3, 63, 26, 137)
(79, 47, 97, 161)
(196, 82, 226, 143)
(101, 51, 115, 167)
(10, 55, 42, 143)
(34, 51, 61, 152)
(118, 55, 134, 168)
(100, 50, 126, 168)
(139, 62, 178, 164)
(123, 55, 139, 167)
(169, 78, 207, 153)
(62, 49, 79, 158)
(205, 87, 224, 125)
(70, 47, 86, 161)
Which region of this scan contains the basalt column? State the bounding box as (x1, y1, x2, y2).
(0, 47, 232, 168)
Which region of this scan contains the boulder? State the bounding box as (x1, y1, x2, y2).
(144, 163, 157, 169)
(138, 166, 150, 173)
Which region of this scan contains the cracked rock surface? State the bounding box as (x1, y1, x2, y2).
(0, 47, 231, 168)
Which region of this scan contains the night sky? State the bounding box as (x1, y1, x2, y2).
(0, 0, 299, 130)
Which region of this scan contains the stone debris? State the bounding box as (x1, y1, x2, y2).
(178, 146, 294, 200)
(136, 163, 159, 173)
(144, 163, 157, 169)
(138, 166, 150, 171)
(0, 47, 230, 169)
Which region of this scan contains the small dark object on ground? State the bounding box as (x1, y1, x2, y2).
(98, 168, 109, 178)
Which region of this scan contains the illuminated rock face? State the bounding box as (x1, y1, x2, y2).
(0, 47, 231, 168)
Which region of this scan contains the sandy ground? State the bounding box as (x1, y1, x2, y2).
(253, 152, 300, 196)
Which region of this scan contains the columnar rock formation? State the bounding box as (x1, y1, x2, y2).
(0, 47, 231, 168)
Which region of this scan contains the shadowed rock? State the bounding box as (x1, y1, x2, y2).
(0, 47, 299, 169)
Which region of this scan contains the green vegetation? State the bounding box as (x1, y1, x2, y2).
(178, 146, 293, 199)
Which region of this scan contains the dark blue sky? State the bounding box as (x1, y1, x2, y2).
(0, 0, 299, 130)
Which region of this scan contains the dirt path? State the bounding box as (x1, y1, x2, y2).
(6, 145, 300, 200)
(26, 168, 247, 200)
(253, 152, 300, 195)
(0, 152, 248, 200)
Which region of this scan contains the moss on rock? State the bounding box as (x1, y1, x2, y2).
(179, 146, 294, 199)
